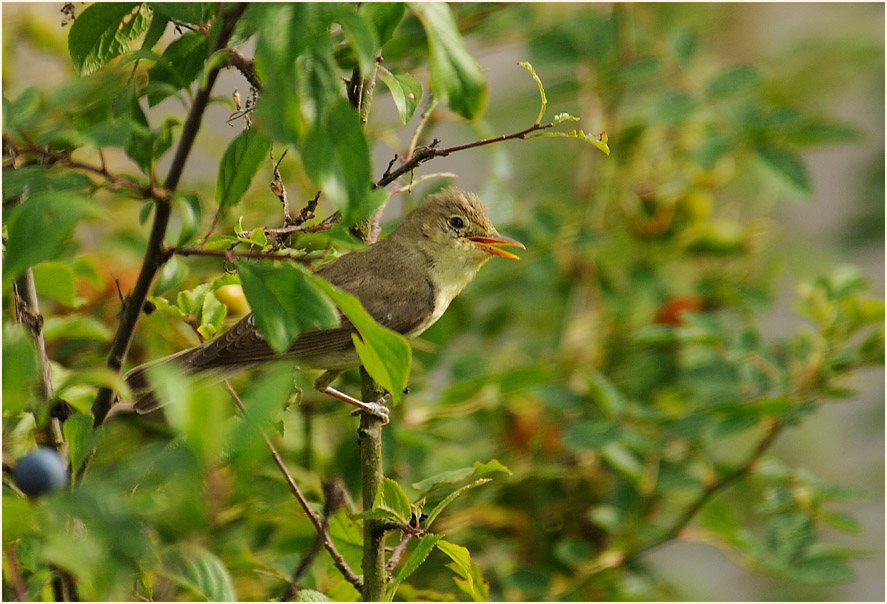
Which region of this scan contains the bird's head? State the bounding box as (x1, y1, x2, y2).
(399, 188, 525, 265)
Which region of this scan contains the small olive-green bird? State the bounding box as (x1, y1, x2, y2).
(121, 188, 524, 422)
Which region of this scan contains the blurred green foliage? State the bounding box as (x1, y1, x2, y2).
(3, 2, 883, 602)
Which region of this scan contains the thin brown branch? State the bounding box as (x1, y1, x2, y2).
(630, 420, 785, 558)
(406, 96, 439, 160)
(4, 544, 27, 601)
(374, 121, 554, 189)
(227, 47, 262, 91)
(2, 134, 162, 200)
(170, 245, 318, 263)
(559, 420, 786, 598)
(91, 2, 249, 427)
(385, 533, 414, 573)
(9, 184, 65, 450)
(223, 382, 363, 591)
(293, 190, 321, 227)
(260, 221, 336, 237)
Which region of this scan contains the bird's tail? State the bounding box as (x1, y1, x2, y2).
(119, 347, 204, 415)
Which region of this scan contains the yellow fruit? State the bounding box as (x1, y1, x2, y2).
(215, 284, 249, 315)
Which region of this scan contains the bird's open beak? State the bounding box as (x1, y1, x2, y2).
(468, 234, 526, 260)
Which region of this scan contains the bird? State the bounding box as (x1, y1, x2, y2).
(119, 187, 524, 423)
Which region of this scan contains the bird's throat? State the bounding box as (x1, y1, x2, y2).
(408, 251, 487, 337)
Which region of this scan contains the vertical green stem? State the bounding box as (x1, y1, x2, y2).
(358, 367, 388, 601)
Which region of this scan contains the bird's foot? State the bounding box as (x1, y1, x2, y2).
(323, 386, 392, 425)
(350, 400, 390, 425)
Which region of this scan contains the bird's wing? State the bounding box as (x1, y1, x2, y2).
(179, 313, 357, 370)
(315, 242, 437, 336)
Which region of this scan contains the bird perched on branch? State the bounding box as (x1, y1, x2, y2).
(120, 187, 524, 423)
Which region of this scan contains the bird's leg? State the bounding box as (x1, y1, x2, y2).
(314, 370, 390, 425)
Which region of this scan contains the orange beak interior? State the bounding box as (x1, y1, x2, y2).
(467, 235, 526, 260)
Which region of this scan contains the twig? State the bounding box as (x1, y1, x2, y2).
(170, 245, 318, 263)
(406, 97, 439, 160)
(8, 183, 65, 452)
(91, 2, 249, 427)
(385, 533, 414, 573)
(223, 382, 363, 591)
(2, 135, 164, 201)
(374, 121, 554, 189)
(293, 190, 321, 227)
(4, 544, 27, 601)
(227, 47, 262, 92)
(269, 147, 291, 224)
(559, 420, 786, 598)
(260, 221, 336, 237)
(630, 421, 785, 558)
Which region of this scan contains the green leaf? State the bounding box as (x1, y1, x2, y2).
(583, 368, 624, 416)
(177, 283, 211, 315)
(553, 112, 580, 125)
(42, 316, 112, 342)
(3, 165, 93, 201)
(146, 30, 209, 106)
(55, 368, 130, 403)
(140, 11, 169, 52)
(436, 540, 488, 602)
(529, 128, 610, 155)
(563, 418, 621, 452)
(310, 275, 411, 405)
(410, 2, 487, 120)
(518, 61, 547, 125)
(63, 412, 104, 472)
(3, 496, 40, 543)
(819, 510, 862, 534)
(785, 551, 855, 586)
(216, 128, 272, 210)
(32, 262, 77, 307)
(153, 256, 189, 296)
(125, 115, 180, 175)
(225, 367, 294, 463)
(785, 119, 862, 147)
(412, 459, 511, 494)
(203, 235, 240, 250)
(378, 72, 423, 124)
(337, 10, 379, 76)
(237, 263, 339, 354)
(756, 146, 811, 196)
(2, 323, 40, 416)
(301, 100, 382, 225)
(359, 3, 404, 46)
(173, 193, 202, 246)
(296, 589, 334, 602)
(68, 3, 151, 76)
(387, 533, 443, 601)
(149, 3, 212, 25)
(706, 64, 761, 97)
(600, 442, 643, 484)
(3, 192, 101, 280)
(373, 477, 412, 524)
(197, 292, 227, 341)
(147, 363, 227, 463)
(252, 3, 313, 145)
(653, 90, 698, 123)
(162, 543, 237, 602)
(423, 478, 491, 530)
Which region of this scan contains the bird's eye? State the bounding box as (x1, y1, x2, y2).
(448, 216, 465, 230)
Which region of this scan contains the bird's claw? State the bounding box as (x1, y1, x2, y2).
(351, 401, 390, 425)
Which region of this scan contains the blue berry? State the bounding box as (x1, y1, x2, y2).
(13, 447, 68, 497)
